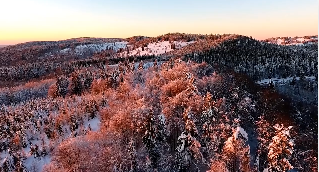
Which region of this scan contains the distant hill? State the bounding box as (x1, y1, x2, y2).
(0, 38, 126, 67)
(0, 45, 8, 48)
(0, 34, 317, 86)
(263, 35, 318, 45)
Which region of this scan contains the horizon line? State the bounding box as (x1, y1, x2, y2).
(1, 33, 318, 46)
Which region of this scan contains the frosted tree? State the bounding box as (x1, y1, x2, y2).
(153, 59, 159, 71)
(208, 160, 228, 172)
(201, 107, 224, 159)
(56, 76, 69, 98)
(267, 124, 294, 172)
(175, 108, 203, 171)
(0, 154, 15, 172)
(222, 124, 250, 172)
(142, 111, 160, 169)
(138, 61, 144, 70)
(141, 109, 167, 170)
(83, 71, 93, 91)
(48, 83, 58, 98)
(70, 72, 83, 96)
(128, 139, 138, 172)
(255, 115, 273, 171)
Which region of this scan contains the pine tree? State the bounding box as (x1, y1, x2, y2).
(255, 115, 273, 171)
(153, 59, 158, 71)
(83, 72, 93, 91)
(175, 108, 203, 171)
(128, 139, 138, 172)
(267, 124, 294, 172)
(142, 110, 165, 170)
(222, 125, 250, 172)
(48, 83, 58, 98)
(138, 61, 144, 70)
(56, 76, 69, 98)
(70, 72, 83, 96)
(171, 43, 176, 50)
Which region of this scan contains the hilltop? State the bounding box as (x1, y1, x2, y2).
(0, 33, 317, 87)
(263, 35, 318, 46)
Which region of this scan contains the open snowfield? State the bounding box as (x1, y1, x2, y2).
(119, 41, 195, 57)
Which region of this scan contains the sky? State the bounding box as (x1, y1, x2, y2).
(0, 0, 317, 45)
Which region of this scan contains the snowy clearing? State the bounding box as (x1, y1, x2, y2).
(256, 76, 316, 85)
(60, 42, 128, 55)
(119, 41, 195, 57)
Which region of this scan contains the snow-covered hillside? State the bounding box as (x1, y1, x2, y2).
(60, 42, 128, 55)
(0, 33, 317, 172)
(0, 94, 102, 172)
(119, 41, 195, 57)
(256, 76, 316, 86)
(264, 36, 318, 46)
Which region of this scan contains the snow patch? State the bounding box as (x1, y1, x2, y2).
(276, 39, 284, 45)
(177, 132, 187, 152)
(85, 117, 101, 131)
(120, 41, 195, 57)
(60, 42, 128, 55)
(266, 36, 317, 46)
(234, 127, 248, 140)
(24, 155, 51, 172)
(159, 114, 166, 124)
(256, 76, 316, 85)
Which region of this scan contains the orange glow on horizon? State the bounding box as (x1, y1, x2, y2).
(1, 29, 318, 45)
(0, 0, 317, 45)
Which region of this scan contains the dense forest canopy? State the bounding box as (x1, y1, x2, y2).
(0, 33, 317, 172)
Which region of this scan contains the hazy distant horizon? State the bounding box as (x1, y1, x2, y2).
(1, 33, 318, 46)
(0, 0, 317, 45)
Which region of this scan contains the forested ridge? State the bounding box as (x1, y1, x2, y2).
(0, 33, 317, 172)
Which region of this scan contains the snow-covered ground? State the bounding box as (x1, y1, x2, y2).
(0, 94, 103, 172)
(60, 42, 128, 55)
(119, 41, 195, 57)
(276, 39, 284, 45)
(256, 76, 316, 86)
(265, 36, 317, 46)
(24, 155, 51, 172)
(85, 117, 101, 132)
(234, 126, 248, 140)
(107, 61, 163, 70)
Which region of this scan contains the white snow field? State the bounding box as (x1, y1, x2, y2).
(256, 76, 316, 86)
(60, 42, 128, 55)
(120, 41, 195, 57)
